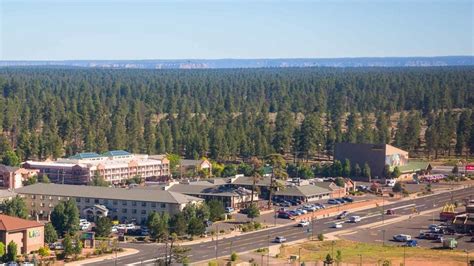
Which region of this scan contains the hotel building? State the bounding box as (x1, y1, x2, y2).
(23, 150, 170, 185)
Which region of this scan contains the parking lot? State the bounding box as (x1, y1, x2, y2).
(341, 210, 474, 251)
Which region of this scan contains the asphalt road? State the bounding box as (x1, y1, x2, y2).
(87, 186, 474, 265)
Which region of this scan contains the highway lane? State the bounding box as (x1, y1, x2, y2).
(87, 186, 474, 265)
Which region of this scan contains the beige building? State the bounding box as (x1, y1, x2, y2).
(16, 183, 203, 224)
(0, 214, 44, 254)
(23, 150, 170, 185)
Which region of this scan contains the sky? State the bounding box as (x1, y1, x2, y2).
(0, 0, 473, 60)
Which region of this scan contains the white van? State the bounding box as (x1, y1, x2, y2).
(349, 216, 362, 223)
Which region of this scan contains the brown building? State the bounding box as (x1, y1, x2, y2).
(0, 164, 39, 190)
(334, 143, 429, 181)
(0, 214, 44, 254)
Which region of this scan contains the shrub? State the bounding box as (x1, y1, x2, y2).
(230, 252, 238, 261)
(317, 233, 325, 241)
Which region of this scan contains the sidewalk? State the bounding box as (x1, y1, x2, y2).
(65, 248, 139, 266)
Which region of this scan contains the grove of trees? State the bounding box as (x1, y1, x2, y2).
(0, 67, 472, 164)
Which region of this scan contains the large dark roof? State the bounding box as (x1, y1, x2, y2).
(17, 183, 202, 204)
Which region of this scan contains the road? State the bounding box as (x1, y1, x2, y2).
(87, 186, 474, 265)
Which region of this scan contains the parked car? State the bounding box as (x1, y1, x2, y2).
(296, 208, 308, 214)
(274, 236, 287, 243)
(442, 238, 458, 249)
(337, 211, 349, 219)
(349, 216, 361, 223)
(342, 197, 354, 203)
(49, 242, 64, 250)
(289, 210, 301, 216)
(303, 205, 317, 212)
(335, 198, 346, 204)
(288, 200, 299, 206)
(393, 234, 412, 242)
(331, 223, 343, 229)
(280, 201, 291, 207)
(327, 199, 340, 204)
(225, 207, 235, 213)
(80, 222, 91, 231)
(277, 212, 292, 219)
(297, 220, 310, 227)
(403, 240, 418, 247)
(315, 203, 326, 209)
(386, 209, 395, 215)
(125, 224, 136, 230)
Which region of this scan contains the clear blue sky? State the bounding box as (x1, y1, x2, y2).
(1, 0, 472, 60)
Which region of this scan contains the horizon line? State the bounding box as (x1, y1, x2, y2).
(1, 55, 473, 62)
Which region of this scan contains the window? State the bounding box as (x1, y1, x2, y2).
(122, 209, 127, 213)
(31, 195, 36, 199)
(104, 199, 109, 204)
(40, 203, 45, 207)
(76, 198, 81, 203)
(141, 202, 146, 207)
(141, 210, 146, 215)
(85, 198, 90, 203)
(132, 209, 137, 214)
(94, 199, 99, 204)
(132, 202, 137, 207)
(122, 201, 127, 206)
(58, 197, 62, 201)
(161, 203, 166, 208)
(40, 195, 44, 200)
(113, 200, 118, 205)
(151, 202, 156, 208)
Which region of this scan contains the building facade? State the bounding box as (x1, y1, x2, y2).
(0, 165, 39, 190)
(334, 143, 428, 181)
(0, 214, 44, 254)
(16, 183, 203, 224)
(23, 150, 170, 185)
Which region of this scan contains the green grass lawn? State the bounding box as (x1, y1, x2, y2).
(279, 240, 469, 265)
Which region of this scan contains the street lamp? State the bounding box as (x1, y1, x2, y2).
(299, 247, 302, 265)
(465, 250, 470, 266)
(358, 254, 362, 266)
(382, 229, 386, 247)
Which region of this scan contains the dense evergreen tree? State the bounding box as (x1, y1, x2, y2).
(0, 67, 471, 162)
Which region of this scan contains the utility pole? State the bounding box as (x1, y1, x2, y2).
(215, 224, 219, 262)
(311, 214, 315, 240)
(359, 254, 362, 266)
(267, 233, 270, 266)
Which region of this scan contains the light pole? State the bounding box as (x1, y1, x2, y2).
(331, 240, 335, 258)
(215, 224, 219, 262)
(382, 229, 386, 247)
(267, 233, 270, 265)
(465, 250, 469, 266)
(299, 247, 302, 265)
(358, 254, 362, 266)
(403, 245, 406, 266)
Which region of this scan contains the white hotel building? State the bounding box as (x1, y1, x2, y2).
(23, 150, 170, 185)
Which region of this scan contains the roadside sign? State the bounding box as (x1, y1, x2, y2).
(466, 165, 474, 171)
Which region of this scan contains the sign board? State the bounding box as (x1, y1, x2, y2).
(466, 165, 474, 171)
(28, 229, 40, 238)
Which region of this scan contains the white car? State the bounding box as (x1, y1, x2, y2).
(349, 216, 362, 223)
(297, 220, 310, 227)
(79, 219, 88, 224)
(116, 224, 126, 230)
(297, 208, 308, 214)
(331, 223, 343, 229)
(393, 234, 412, 242)
(80, 222, 91, 230)
(303, 205, 317, 212)
(125, 224, 136, 230)
(274, 236, 287, 243)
